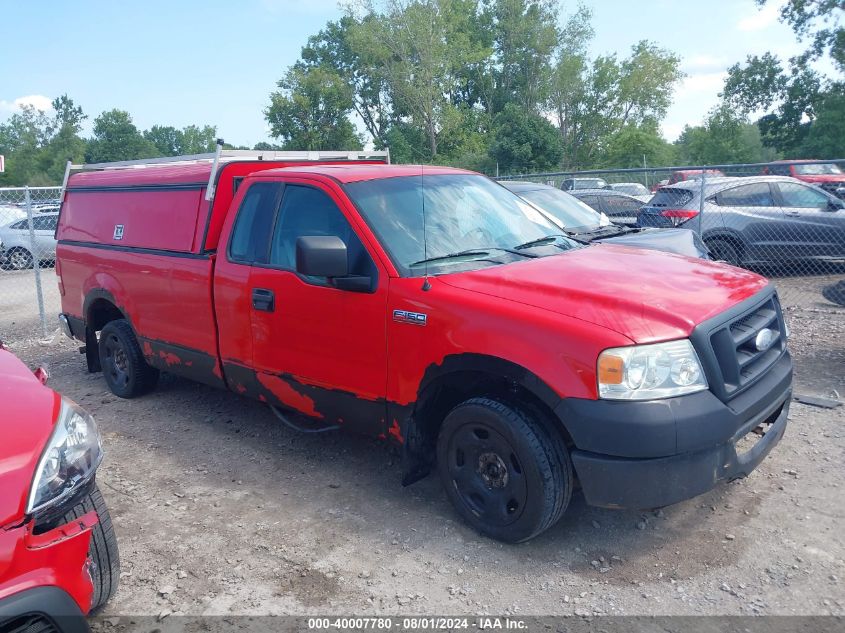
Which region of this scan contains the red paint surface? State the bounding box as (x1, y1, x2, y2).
(256, 374, 322, 419)
(0, 348, 96, 614)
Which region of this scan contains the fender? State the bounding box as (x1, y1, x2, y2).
(82, 273, 132, 325)
(392, 353, 568, 486)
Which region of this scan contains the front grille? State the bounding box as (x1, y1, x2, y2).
(1, 615, 58, 633)
(707, 294, 786, 398)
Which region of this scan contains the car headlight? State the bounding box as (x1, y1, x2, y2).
(27, 398, 103, 515)
(598, 339, 708, 400)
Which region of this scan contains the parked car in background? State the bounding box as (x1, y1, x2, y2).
(500, 181, 709, 258)
(0, 212, 59, 270)
(608, 182, 652, 202)
(569, 189, 644, 226)
(637, 176, 845, 267)
(668, 169, 726, 185)
(651, 178, 669, 193)
(0, 342, 119, 631)
(762, 160, 845, 199)
(561, 177, 608, 191)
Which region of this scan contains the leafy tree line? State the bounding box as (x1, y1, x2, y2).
(0, 98, 222, 186)
(265, 0, 686, 173)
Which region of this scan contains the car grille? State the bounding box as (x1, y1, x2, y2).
(1, 615, 59, 633)
(706, 294, 786, 398)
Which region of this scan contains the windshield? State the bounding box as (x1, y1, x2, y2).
(573, 178, 607, 189)
(345, 174, 579, 275)
(794, 163, 842, 175)
(517, 187, 610, 230)
(611, 183, 649, 196)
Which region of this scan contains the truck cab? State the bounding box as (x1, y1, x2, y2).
(56, 155, 793, 543)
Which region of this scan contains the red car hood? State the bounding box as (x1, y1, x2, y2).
(438, 244, 769, 343)
(0, 350, 59, 527)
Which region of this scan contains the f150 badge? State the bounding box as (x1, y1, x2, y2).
(113, 224, 124, 240)
(393, 309, 427, 326)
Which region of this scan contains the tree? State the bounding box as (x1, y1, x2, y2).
(266, 65, 363, 150)
(674, 104, 772, 165)
(144, 125, 182, 156)
(601, 122, 676, 168)
(85, 110, 159, 163)
(488, 103, 563, 173)
(144, 124, 217, 156)
(799, 88, 845, 157)
(488, 0, 560, 113)
(721, 0, 842, 155)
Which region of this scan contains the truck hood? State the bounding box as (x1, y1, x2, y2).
(0, 350, 59, 526)
(438, 243, 769, 343)
(600, 227, 710, 259)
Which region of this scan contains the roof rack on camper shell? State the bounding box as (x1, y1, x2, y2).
(60, 139, 390, 201)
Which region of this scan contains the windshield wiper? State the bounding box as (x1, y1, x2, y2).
(410, 247, 537, 268)
(514, 233, 587, 249)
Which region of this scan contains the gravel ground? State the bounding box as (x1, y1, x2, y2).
(2, 270, 843, 618)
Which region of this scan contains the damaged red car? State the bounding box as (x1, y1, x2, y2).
(55, 151, 792, 543)
(0, 344, 119, 632)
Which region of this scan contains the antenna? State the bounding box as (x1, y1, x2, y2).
(420, 164, 431, 291)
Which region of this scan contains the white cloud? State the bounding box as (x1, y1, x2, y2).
(0, 94, 53, 114)
(680, 71, 728, 94)
(737, 1, 781, 32)
(682, 54, 730, 73)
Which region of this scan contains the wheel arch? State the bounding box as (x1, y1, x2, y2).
(396, 353, 573, 485)
(83, 289, 128, 332)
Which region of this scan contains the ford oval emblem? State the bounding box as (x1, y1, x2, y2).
(754, 328, 775, 351)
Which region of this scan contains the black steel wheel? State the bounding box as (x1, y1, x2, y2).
(7, 247, 33, 270)
(436, 397, 573, 543)
(98, 319, 158, 398)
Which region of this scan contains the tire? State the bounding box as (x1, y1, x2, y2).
(98, 319, 159, 398)
(6, 247, 33, 270)
(61, 484, 120, 613)
(436, 397, 573, 543)
(706, 238, 742, 267)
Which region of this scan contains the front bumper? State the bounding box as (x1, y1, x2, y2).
(0, 510, 97, 631)
(555, 350, 793, 509)
(0, 587, 89, 633)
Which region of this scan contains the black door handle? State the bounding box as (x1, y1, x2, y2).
(251, 288, 275, 312)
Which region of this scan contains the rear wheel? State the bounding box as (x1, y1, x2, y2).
(98, 319, 159, 398)
(61, 484, 120, 613)
(436, 397, 573, 543)
(706, 238, 742, 267)
(6, 247, 33, 270)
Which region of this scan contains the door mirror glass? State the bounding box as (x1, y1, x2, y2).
(296, 236, 348, 278)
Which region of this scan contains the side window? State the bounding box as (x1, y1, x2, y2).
(603, 196, 641, 215)
(576, 195, 601, 210)
(268, 185, 373, 281)
(228, 182, 282, 263)
(715, 183, 775, 207)
(777, 182, 828, 209)
(32, 215, 56, 230)
(10, 220, 27, 230)
(770, 165, 790, 176)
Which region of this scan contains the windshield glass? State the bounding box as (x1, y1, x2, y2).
(573, 178, 607, 189)
(517, 188, 609, 230)
(794, 163, 843, 175)
(611, 183, 649, 196)
(345, 174, 579, 275)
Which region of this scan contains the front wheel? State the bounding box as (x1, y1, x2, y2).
(61, 484, 120, 613)
(436, 397, 573, 543)
(6, 247, 33, 270)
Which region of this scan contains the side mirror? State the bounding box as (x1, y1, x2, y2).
(296, 236, 348, 278)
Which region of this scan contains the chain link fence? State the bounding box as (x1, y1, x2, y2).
(499, 160, 845, 316)
(0, 186, 63, 342)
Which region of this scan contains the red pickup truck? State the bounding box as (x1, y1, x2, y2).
(56, 152, 793, 542)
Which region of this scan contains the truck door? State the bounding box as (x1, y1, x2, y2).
(247, 179, 389, 436)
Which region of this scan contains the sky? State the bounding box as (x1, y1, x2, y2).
(0, 0, 826, 147)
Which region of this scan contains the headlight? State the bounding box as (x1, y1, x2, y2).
(27, 398, 103, 515)
(598, 339, 708, 400)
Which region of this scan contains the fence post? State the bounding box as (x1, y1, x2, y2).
(24, 187, 48, 338)
(697, 171, 706, 237)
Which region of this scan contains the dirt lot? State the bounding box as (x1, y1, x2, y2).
(2, 269, 844, 618)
